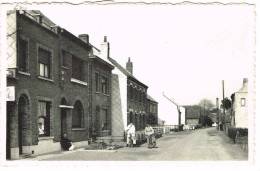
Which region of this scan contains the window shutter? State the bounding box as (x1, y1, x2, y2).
(38, 48, 51, 64)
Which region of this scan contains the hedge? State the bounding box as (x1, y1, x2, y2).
(228, 127, 248, 143)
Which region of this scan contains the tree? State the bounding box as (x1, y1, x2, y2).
(198, 99, 214, 110)
(221, 97, 232, 110)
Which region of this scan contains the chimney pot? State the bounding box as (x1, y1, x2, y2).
(104, 36, 107, 42)
(78, 34, 89, 44)
(243, 78, 248, 85)
(126, 57, 133, 74)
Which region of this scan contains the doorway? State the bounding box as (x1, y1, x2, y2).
(60, 98, 68, 137)
(18, 95, 29, 155)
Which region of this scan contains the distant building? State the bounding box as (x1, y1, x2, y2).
(231, 78, 248, 129)
(184, 105, 201, 126)
(146, 94, 158, 126)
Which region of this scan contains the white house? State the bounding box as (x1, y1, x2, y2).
(231, 78, 248, 129)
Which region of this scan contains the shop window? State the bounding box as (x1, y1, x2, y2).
(37, 101, 51, 137)
(38, 47, 51, 78)
(18, 37, 29, 72)
(72, 101, 84, 128)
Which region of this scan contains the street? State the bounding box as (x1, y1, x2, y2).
(27, 127, 247, 161)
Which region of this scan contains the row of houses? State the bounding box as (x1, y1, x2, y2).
(6, 10, 158, 159)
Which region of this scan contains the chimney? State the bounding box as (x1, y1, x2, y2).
(126, 57, 133, 74)
(78, 34, 89, 44)
(243, 78, 248, 86)
(100, 36, 110, 58)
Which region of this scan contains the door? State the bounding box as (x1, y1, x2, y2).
(18, 95, 29, 155)
(61, 109, 67, 136)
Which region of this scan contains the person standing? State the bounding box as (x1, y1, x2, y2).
(126, 123, 136, 147)
(145, 124, 156, 148)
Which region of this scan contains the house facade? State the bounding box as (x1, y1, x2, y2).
(231, 78, 248, 129)
(6, 10, 113, 159)
(146, 94, 158, 126)
(88, 53, 114, 139)
(184, 105, 201, 126)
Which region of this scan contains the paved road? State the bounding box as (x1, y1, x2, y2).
(30, 127, 248, 161)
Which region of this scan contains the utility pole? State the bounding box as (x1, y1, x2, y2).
(162, 92, 182, 131)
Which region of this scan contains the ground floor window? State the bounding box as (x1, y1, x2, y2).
(37, 101, 51, 137)
(72, 101, 84, 128)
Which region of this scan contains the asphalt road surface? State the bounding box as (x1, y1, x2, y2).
(30, 127, 248, 161)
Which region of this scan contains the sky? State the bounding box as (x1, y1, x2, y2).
(39, 4, 254, 124)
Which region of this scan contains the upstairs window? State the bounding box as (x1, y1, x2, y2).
(241, 98, 246, 107)
(61, 50, 71, 68)
(38, 47, 51, 78)
(18, 38, 29, 72)
(72, 56, 84, 81)
(101, 76, 108, 94)
(95, 73, 99, 92)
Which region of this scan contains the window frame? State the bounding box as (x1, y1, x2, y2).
(101, 75, 109, 95)
(18, 36, 29, 73)
(72, 101, 84, 128)
(72, 55, 85, 82)
(241, 98, 246, 107)
(37, 100, 51, 137)
(37, 44, 53, 79)
(95, 72, 100, 93)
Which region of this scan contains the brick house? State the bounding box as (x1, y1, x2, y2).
(146, 94, 158, 126)
(95, 37, 148, 143)
(6, 10, 102, 159)
(88, 49, 114, 139)
(184, 105, 201, 126)
(230, 78, 248, 129)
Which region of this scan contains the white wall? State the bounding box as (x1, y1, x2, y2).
(234, 92, 248, 128)
(111, 67, 127, 140)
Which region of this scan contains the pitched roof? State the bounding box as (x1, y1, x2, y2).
(89, 55, 114, 69)
(184, 105, 201, 119)
(108, 57, 148, 88)
(147, 94, 157, 103)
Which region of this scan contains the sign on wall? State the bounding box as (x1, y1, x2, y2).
(6, 86, 15, 101)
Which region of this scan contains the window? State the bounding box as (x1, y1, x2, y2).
(101, 76, 108, 94)
(18, 38, 29, 72)
(130, 86, 134, 100)
(241, 98, 246, 107)
(62, 50, 71, 68)
(37, 101, 51, 137)
(101, 109, 109, 131)
(95, 73, 99, 92)
(72, 56, 84, 81)
(72, 101, 84, 128)
(38, 47, 51, 78)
